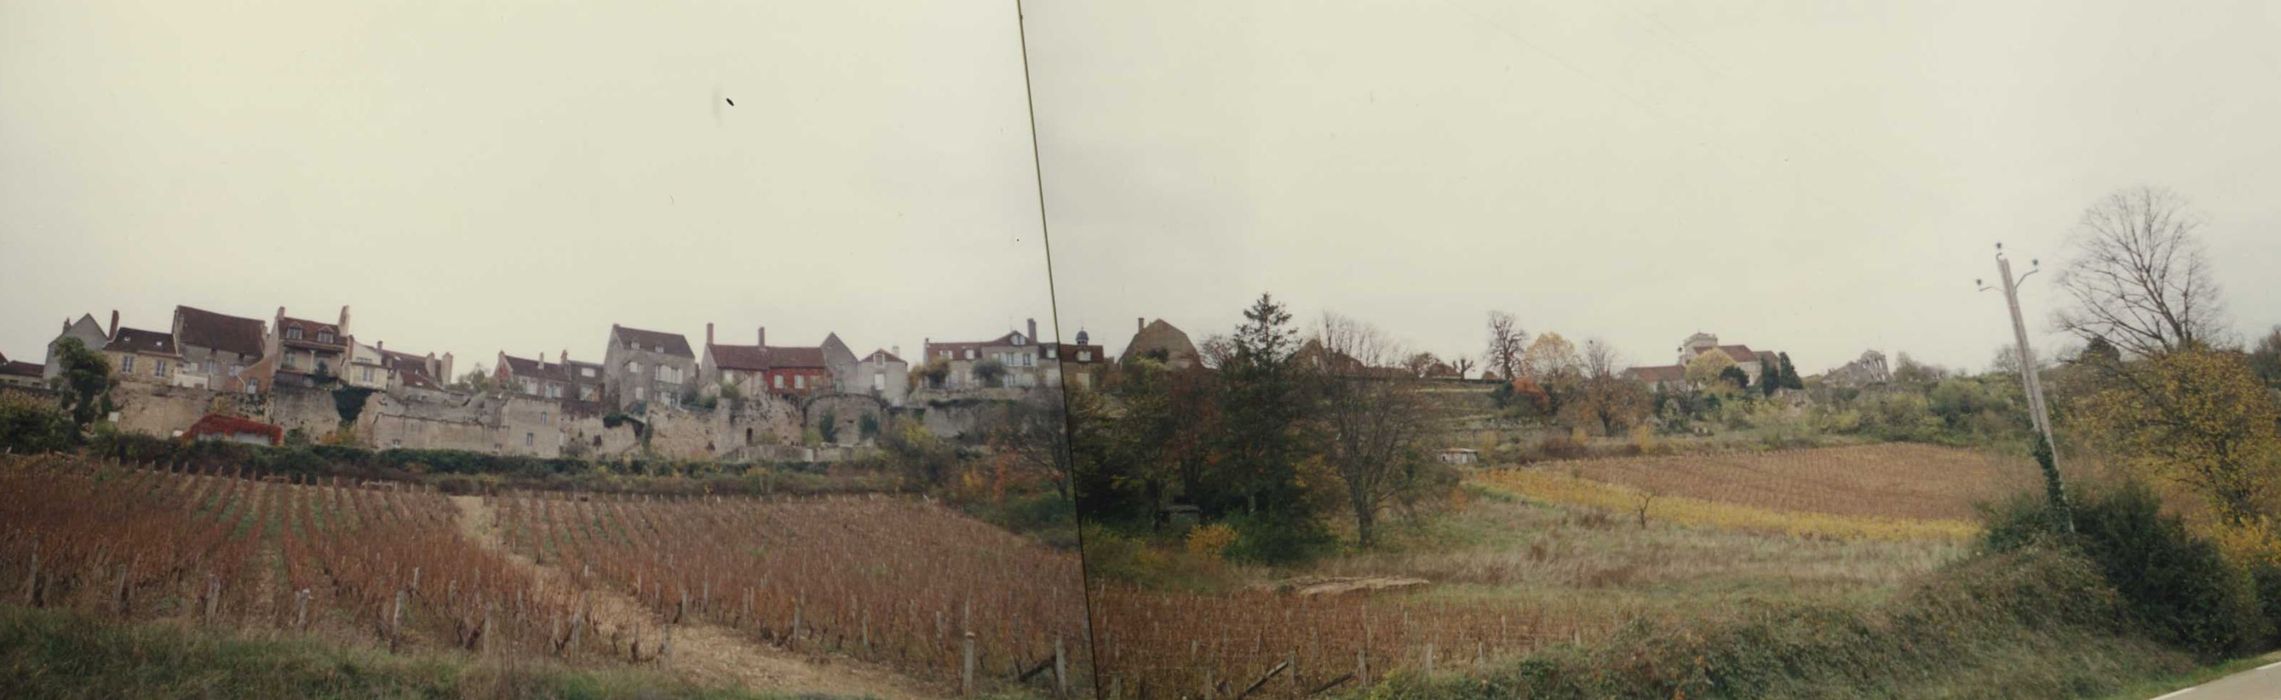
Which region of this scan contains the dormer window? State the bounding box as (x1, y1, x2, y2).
(317, 331, 334, 344)
(286, 327, 304, 340)
(1013, 333, 1025, 345)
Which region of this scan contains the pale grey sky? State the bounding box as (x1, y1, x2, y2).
(1, 1, 1054, 370)
(1026, 0, 2281, 373)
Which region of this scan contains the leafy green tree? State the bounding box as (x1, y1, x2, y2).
(973, 358, 1008, 388)
(817, 408, 839, 444)
(49, 337, 113, 432)
(0, 392, 73, 453)
(2073, 349, 2281, 525)
(1755, 361, 1779, 397)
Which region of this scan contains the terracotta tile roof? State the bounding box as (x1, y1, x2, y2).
(183, 413, 284, 446)
(1, 360, 40, 378)
(278, 317, 345, 350)
(1712, 344, 1759, 363)
(499, 353, 568, 382)
(709, 344, 828, 371)
(612, 325, 694, 358)
(107, 327, 180, 356)
(174, 306, 266, 358)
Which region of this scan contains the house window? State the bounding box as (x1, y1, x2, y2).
(1078, 351, 1092, 362)
(120, 355, 136, 373)
(361, 367, 374, 382)
(1012, 333, 1024, 345)
(540, 411, 550, 424)
(582, 367, 596, 378)
(794, 375, 806, 389)
(525, 432, 535, 448)
(966, 349, 977, 359)
(1047, 347, 1058, 359)
(154, 359, 168, 376)
(205, 360, 217, 375)
(629, 361, 642, 376)
(228, 364, 242, 377)
(773, 375, 785, 389)
(286, 327, 303, 340)
(872, 373, 884, 391)
(317, 331, 334, 344)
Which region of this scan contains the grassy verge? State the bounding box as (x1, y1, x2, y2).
(0, 604, 806, 699)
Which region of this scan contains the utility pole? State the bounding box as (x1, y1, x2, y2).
(1978, 243, 2072, 531)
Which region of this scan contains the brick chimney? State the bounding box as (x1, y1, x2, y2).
(108, 310, 119, 338)
(561, 348, 570, 366)
(1137, 317, 1145, 333)
(706, 322, 715, 347)
(440, 352, 454, 383)
(757, 326, 766, 348)
(1027, 318, 1038, 344)
(337, 305, 352, 339)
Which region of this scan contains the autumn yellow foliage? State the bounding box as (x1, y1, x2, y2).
(1472, 468, 1977, 542)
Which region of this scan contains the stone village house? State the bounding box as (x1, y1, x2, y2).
(172, 305, 268, 393)
(922, 318, 1102, 391)
(602, 325, 697, 410)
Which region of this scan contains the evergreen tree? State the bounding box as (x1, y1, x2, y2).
(1777, 352, 1804, 390)
(49, 337, 112, 433)
(1755, 361, 1779, 397)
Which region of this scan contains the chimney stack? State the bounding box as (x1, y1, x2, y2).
(757, 326, 766, 348)
(1027, 318, 1038, 344)
(706, 322, 715, 347)
(892, 345, 901, 359)
(561, 348, 570, 366)
(338, 305, 352, 339)
(1137, 317, 1145, 333)
(441, 352, 455, 383)
(108, 310, 119, 338)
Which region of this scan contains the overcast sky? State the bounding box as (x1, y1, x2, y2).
(1026, 0, 2281, 373)
(1, 1, 1054, 371)
(7, 3, 2277, 378)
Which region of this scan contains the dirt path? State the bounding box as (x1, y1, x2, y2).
(448, 495, 944, 700)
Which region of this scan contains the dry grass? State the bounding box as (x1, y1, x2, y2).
(1472, 468, 1979, 541)
(1529, 442, 2040, 521)
(1091, 472, 1969, 698)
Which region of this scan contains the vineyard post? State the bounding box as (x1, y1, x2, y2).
(962, 631, 977, 697)
(114, 556, 135, 615)
(21, 545, 36, 607)
(1356, 648, 1368, 687)
(295, 589, 311, 629)
(410, 566, 421, 594)
(390, 588, 408, 652)
(1424, 642, 1435, 676)
(661, 623, 674, 664)
(1054, 634, 1068, 697)
(204, 573, 221, 622)
(1289, 649, 1300, 697)
(481, 602, 496, 655)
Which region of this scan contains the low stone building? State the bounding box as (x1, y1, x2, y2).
(1822, 350, 1892, 389)
(0, 351, 44, 389)
(698, 325, 844, 400)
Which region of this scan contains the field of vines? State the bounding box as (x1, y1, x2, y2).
(0, 454, 583, 657)
(1089, 586, 1581, 698)
(491, 490, 1090, 689)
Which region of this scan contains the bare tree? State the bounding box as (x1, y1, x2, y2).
(2055, 186, 2229, 357)
(1316, 313, 1433, 547)
(1451, 355, 1477, 380)
(1581, 338, 1620, 379)
(1196, 334, 1236, 370)
(1484, 311, 1528, 382)
(1403, 351, 1442, 379)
